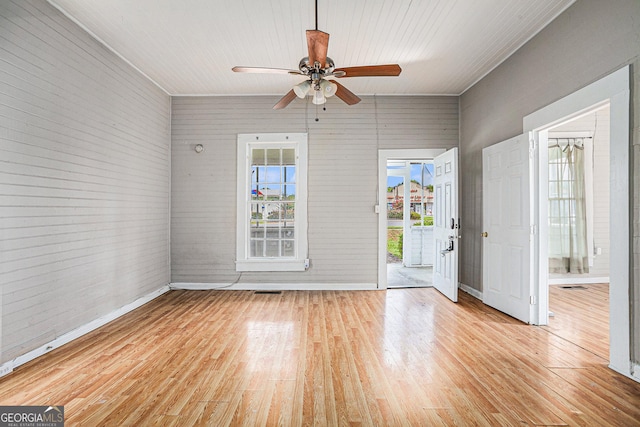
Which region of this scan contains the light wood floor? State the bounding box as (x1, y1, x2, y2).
(1, 288, 639, 426)
(544, 283, 609, 360)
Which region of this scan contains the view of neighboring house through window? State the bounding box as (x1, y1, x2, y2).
(236, 133, 308, 272)
(250, 147, 296, 257)
(386, 163, 434, 224)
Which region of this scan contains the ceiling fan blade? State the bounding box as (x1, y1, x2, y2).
(333, 81, 361, 105)
(273, 89, 297, 110)
(333, 64, 402, 78)
(232, 66, 302, 75)
(306, 30, 329, 68)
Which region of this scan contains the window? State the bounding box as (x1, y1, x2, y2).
(547, 132, 594, 272)
(236, 133, 308, 271)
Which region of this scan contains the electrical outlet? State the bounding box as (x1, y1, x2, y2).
(0, 364, 13, 377)
(304, 259, 310, 269)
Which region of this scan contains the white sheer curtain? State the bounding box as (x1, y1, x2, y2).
(548, 138, 590, 273)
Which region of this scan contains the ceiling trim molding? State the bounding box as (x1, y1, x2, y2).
(170, 92, 461, 98)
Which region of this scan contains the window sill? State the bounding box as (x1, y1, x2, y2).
(236, 259, 307, 272)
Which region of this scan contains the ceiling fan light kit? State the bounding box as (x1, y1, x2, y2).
(319, 80, 337, 97)
(312, 90, 325, 105)
(232, 0, 401, 110)
(293, 80, 311, 98)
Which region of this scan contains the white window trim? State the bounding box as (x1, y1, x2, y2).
(236, 133, 308, 272)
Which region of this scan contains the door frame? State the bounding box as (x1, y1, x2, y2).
(523, 66, 631, 378)
(378, 149, 445, 289)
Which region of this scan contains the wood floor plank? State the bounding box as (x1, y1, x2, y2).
(544, 283, 609, 359)
(1, 288, 639, 426)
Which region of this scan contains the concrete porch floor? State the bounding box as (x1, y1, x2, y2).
(387, 263, 433, 288)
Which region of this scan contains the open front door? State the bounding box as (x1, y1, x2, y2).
(482, 134, 531, 323)
(433, 148, 459, 302)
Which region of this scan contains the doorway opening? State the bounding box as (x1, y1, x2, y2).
(542, 106, 611, 359)
(524, 65, 630, 377)
(377, 149, 445, 290)
(386, 161, 434, 288)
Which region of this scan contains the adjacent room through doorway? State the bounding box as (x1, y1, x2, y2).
(523, 65, 630, 376)
(543, 105, 611, 359)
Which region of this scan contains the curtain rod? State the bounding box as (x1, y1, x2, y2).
(548, 137, 590, 150)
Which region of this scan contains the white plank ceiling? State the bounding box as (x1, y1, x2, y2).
(47, 0, 575, 96)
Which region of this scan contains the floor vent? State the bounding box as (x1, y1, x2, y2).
(560, 285, 587, 290)
(254, 290, 282, 294)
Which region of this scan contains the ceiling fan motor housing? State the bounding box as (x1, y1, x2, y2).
(299, 56, 335, 76)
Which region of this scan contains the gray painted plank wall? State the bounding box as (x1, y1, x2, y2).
(0, 1, 171, 363)
(458, 0, 639, 358)
(171, 95, 457, 284)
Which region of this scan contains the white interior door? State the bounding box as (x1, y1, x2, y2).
(482, 134, 531, 323)
(433, 148, 459, 302)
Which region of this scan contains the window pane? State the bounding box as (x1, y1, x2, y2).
(281, 228, 294, 239)
(250, 240, 264, 257)
(250, 230, 264, 240)
(266, 226, 280, 239)
(251, 186, 264, 200)
(265, 166, 281, 184)
(265, 240, 280, 257)
(284, 166, 296, 183)
(252, 149, 265, 165)
(284, 184, 295, 199)
(284, 202, 295, 219)
(266, 149, 281, 165)
(250, 203, 263, 219)
(253, 166, 266, 184)
(266, 205, 281, 220)
(282, 240, 295, 257)
(282, 148, 295, 165)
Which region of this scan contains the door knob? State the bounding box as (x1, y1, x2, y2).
(481, 232, 488, 238)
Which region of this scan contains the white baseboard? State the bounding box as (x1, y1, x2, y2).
(0, 285, 170, 379)
(170, 282, 379, 291)
(459, 282, 483, 300)
(609, 362, 639, 384)
(548, 276, 609, 285)
(632, 363, 640, 382)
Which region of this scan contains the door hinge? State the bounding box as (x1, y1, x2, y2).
(530, 225, 537, 235)
(529, 138, 536, 159)
(530, 295, 536, 305)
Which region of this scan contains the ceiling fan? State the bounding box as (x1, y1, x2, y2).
(232, 0, 402, 110)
